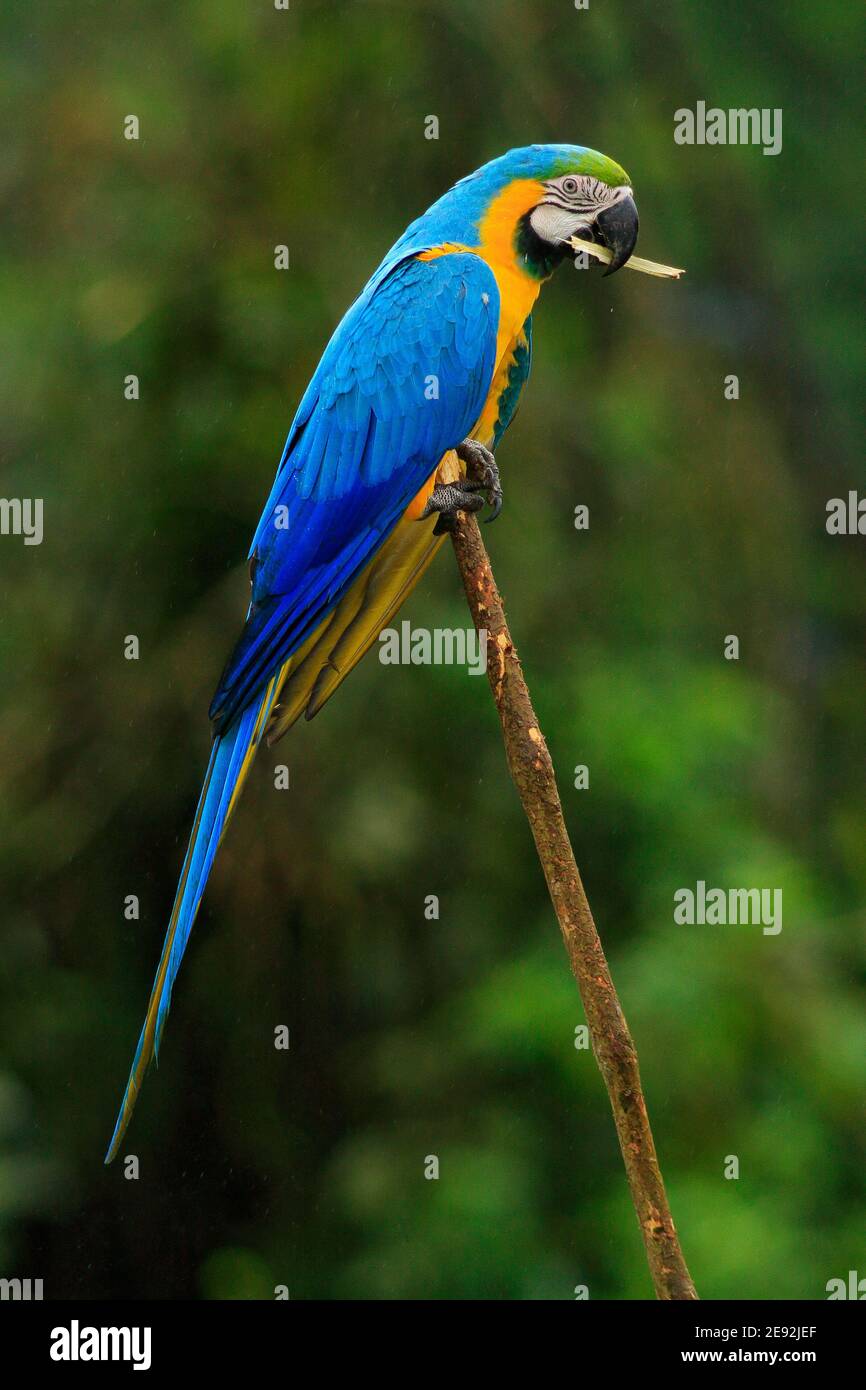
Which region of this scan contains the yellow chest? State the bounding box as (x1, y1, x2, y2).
(416, 176, 547, 451)
(475, 176, 545, 370)
(472, 241, 541, 446)
(485, 261, 539, 376)
(471, 291, 533, 446)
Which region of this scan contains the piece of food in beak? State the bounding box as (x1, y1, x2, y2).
(569, 235, 685, 279)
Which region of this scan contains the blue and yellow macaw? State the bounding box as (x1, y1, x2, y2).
(105, 143, 639, 1161)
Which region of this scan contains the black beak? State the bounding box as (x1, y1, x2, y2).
(595, 193, 639, 276)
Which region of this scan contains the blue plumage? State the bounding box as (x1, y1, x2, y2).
(209, 251, 499, 733)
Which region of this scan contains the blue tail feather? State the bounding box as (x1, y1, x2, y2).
(105, 697, 266, 1163)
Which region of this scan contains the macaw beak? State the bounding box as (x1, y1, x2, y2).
(595, 194, 639, 276)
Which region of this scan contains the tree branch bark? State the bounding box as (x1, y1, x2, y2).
(445, 472, 698, 1301)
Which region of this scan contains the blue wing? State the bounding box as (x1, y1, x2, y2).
(209, 250, 500, 733)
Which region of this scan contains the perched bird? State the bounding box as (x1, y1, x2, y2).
(106, 143, 639, 1161)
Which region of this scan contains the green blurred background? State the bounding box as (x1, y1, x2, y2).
(1, 0, 863, 1299)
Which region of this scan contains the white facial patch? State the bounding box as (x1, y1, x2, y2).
(529, 202, 591, 246)
(531, 180, 634, 247)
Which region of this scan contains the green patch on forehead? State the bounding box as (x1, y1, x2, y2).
(549, 150, 631, 187)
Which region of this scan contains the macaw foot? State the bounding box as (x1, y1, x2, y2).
(457, 439, 502, 520)
(422, 439, 502, 535)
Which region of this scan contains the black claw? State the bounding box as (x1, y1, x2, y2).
(485, 493, 503, 524)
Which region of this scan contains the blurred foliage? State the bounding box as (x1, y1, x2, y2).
(0, 0, 863, 1299)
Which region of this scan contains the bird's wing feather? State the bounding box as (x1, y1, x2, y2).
(264, 457, 461, 742)
(210, 251, 500, 732)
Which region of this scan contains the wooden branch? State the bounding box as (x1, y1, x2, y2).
(445, 474, 698, 1301)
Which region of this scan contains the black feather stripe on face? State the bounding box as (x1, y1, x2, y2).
(515, 211, 571, 280)
(544, 175, 629, 220)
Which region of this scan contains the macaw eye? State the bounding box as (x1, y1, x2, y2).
(562, 177, 579, 195)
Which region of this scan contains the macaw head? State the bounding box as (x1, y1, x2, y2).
(515, 144, 639, 277)
(412, 144, 639, 281)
